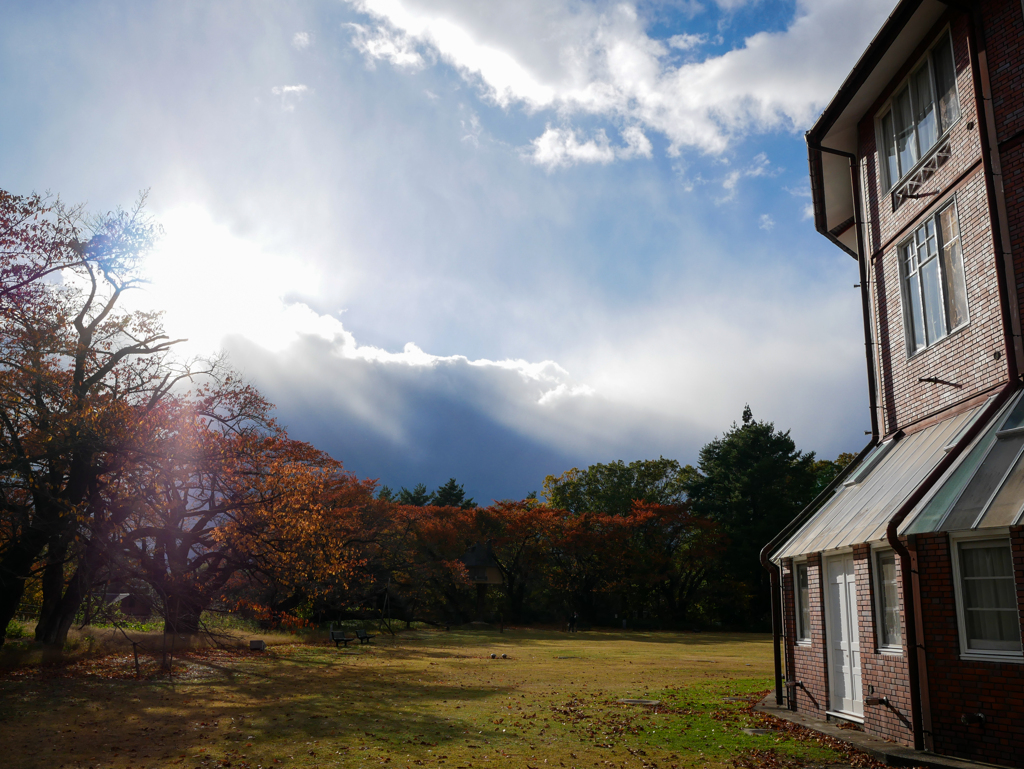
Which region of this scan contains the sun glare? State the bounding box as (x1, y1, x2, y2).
(131, 206, 343, 356)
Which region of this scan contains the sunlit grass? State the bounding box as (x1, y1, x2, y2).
(0, 628, 866, 769)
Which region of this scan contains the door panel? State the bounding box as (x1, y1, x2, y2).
(826, 555, 863, 717)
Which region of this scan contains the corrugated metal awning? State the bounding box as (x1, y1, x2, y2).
(774, 404, 984, 561)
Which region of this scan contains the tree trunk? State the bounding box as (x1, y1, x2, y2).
(35, 537, 70, 645)
(163, 594, 202, 635)
(34, 561, 92, 647)
(0, 529, 49, 648)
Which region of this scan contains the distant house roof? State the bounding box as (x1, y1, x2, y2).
(462, 541, 497, 568)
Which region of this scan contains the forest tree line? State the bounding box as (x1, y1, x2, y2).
(0, 190, 851, 649)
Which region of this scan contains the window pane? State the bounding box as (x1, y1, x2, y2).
(881, 112, 900, 187)
(912, 64, 938, 153)
(907, 271, 926, 351)
(893, 86, 918, 172)
(939, 205, 968, 329)
(921, 256, 945, 342)
(980, 450, 1024, 528)
(796, 564, 810, 641)
(944, 434, 1024, 530)
(959, 543, 1020, 652)
(908, 395, 1024, 534)
(933, 33, 960, 132)
(999, 390, 1024, 432)
(877, 552, 901, 648)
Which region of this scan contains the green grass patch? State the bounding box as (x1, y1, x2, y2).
(0, 629, 877, 769)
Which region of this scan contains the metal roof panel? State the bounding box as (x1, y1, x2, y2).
(774, 406, 981, 560)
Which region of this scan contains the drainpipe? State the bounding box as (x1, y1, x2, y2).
(883, 4, 1024, 750)
(761, 139, 881, 708)
(884, 383, 1016, 751)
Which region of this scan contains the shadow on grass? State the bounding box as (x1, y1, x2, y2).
(0, 642, 513, 769)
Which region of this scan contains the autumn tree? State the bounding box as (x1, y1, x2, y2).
(232, 458, 389, 625)
(610, 502, 725, 624)
(0, 190, 190, 647)
(542, 509, 625, 621)
(474, 500, 554, 621)
(377, 503, 476, 625)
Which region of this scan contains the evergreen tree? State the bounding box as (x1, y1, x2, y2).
(398, 483, 433, 506)
(431, 478, 477, 509)
(684, 406, 820, 627)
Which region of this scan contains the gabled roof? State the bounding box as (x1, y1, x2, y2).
(807, 0, 950, 257)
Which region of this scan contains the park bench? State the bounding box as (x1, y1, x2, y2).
(329, 623, 356, 648)
(355, 628, 376, 644)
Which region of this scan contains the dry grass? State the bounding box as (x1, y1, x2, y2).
(1, 623, 307, 669)
(0, 628, 869, 769)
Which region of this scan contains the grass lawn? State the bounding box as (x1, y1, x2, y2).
(0, 628, 878, 769)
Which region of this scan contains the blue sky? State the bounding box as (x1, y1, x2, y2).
(0, 0, 896, 501)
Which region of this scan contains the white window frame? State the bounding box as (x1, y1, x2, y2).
(949, 530, 1024, 662)
(872, 548, 903, 654)
(794, 560, 812, 646)
(875, 27, 961, 192)
(897, 195, 970, 357)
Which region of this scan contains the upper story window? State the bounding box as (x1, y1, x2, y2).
(900, 197, 968, 355)
(879, 30, 960, 191)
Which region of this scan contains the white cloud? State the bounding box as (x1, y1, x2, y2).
(348, 22, 427, 70)
(714, 0, 754, 10)
(529, 127, 617, 169)
(718, 151, 777, 201)
(460, 109, 482, 146)
(620, 125, 653, 159)
(528, 125, 652, 169)
(668, 32, 706, 51)
(759, 213, 775, 231)
(787, 185, 815, 220)
(343, 0, 893, 157)
(292, 31, 311, 50)
(132, 206, 592, 404)
(271, 83, 309, 111)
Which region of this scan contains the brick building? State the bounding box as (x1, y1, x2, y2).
(763, 1, 1024, 765)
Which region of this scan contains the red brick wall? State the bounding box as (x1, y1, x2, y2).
(858, 14, 1010, 433)
(871, 169, 1007, 432)
(860, 14, 983, 256)
(853, 544, 914, 747)
(912, 529, 1024, 767)
(981, 0, 1024, 359)
(782, 554, 829, 718)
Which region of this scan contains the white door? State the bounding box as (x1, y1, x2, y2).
(825, 554, 862, 717)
